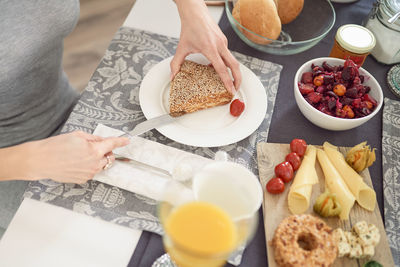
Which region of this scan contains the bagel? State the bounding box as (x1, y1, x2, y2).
(272, 214, 337, 267)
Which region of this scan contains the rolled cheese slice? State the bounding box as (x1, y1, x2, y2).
(317, 149, 355, 220)
(323, 142, 376, 211)
(288, 145, 318, 214)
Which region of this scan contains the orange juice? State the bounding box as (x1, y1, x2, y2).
(164, 202, 237, 267)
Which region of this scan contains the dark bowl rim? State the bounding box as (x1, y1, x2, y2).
(225, 0, 336, 45)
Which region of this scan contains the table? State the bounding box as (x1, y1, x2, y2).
(0, 1, 223, 267)
(127, 0, 396, 266)
(0, 0, 395, 266)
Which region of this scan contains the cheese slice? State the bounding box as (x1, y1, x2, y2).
(288, 145, 318, 214)
(317, 149, 355, 220)
(323, 142, 376, 211)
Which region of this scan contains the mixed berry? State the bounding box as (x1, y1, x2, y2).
(298, 59, 378, 119)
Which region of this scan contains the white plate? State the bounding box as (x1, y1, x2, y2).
(139, 54, 267, 147)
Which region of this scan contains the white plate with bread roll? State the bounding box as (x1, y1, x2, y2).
(139, 53, 267, 147)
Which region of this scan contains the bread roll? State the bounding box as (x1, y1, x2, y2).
(277, 0, 304, 24)
(232, 0, 241, 24)
(234, 0, 281, 45)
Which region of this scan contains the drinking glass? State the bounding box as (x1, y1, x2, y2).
(152, 161, 262, 267)
(154, 201, 258, 267)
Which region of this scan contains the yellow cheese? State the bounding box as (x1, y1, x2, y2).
(317, 149, 355, 220)
(288, 145, 318, 214)
(323, 142, 376, 211)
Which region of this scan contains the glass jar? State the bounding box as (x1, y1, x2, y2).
(329, 24, 376, 67)
(364, 0, 400, 65)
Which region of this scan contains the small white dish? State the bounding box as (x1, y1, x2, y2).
(294, 57, 383, 131)
(139, 53, 268, 147)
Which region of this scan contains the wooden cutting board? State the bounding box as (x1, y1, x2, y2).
(256, 142, 394, 267)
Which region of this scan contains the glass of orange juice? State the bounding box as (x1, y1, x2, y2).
(154, 161, 262, 267)
(157, 200, 258, 267)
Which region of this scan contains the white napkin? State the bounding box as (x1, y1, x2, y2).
(92, 124, 212, 204)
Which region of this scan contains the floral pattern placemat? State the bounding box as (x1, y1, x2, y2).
(23, 27, 282, 265)
(382, 97, 400, 267)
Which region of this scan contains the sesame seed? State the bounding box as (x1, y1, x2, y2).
(170, 60, 233, 115)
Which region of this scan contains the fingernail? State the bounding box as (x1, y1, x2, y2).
(170, 72, 174, 81)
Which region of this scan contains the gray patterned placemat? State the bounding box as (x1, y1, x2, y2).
(382, 97, 400, 267)
(24, 27, 282, 265)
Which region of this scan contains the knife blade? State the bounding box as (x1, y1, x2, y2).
(120, 113, 181, 137)
(114, 154, 171, 177)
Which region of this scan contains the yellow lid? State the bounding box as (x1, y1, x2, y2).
(336, 24, 376, 54)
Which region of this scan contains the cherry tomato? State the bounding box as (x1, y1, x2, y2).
(266, 177, 285, 194)
(275, 161, 294, 183)
(290, 139, 307, 157)
(230, 99, 245, 117)
(285, 152, 302, 171)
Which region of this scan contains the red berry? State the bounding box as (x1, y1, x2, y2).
(275, 161, 294, 183)
(307, 92, 322, 104)
(285, 152, 301, 171)
(301, 72, 313, 84)
(230, 99, 245, 117)
(362, 94, 377, 106)
(290, 139, 307, 157)
(266, 177, 285, 194)
(298, 83, 314, 95)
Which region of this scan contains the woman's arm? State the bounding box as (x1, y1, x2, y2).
(172, 0, 241, 93)
(0, 142, 33, 181)
(0, 131, 129, 184)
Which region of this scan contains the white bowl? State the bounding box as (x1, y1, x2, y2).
(294, 57, 383, 131)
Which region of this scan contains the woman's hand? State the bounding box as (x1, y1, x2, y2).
(0, 131, 129, 184)
(172, 0, 241, 94)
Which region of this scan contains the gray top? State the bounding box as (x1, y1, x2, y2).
(0, 0, 80, 147)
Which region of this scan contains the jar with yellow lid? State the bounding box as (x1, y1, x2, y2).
(329, 24, 376, 67)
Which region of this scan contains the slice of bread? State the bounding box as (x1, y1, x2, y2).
(169, 60, 233, 116)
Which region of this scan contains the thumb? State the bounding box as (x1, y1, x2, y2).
(170, 44, 189, 81)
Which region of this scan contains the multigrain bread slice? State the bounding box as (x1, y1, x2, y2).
(169, 60, 233, 116)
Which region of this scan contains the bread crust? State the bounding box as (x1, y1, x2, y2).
(232, 0, 241, 24)
(277, 0, 304, 24)
(238, 0, 281, 44)
(169, 60, 233, 116)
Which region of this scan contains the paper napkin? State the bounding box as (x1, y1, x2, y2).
(92, 124, 212, 205)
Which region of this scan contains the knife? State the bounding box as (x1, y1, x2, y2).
(114, 154, 171, 177)
(120, 112, 183, 137)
